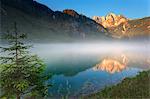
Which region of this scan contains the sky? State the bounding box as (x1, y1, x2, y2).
(36, 0, 150, 19)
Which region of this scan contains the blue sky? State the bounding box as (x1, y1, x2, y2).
(36, 0, 150, 19)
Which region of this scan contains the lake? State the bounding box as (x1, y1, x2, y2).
(32, 42, 149, 98)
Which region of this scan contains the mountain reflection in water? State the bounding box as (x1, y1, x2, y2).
(31, 42, 149, 97)
(93, 54, 128, 73)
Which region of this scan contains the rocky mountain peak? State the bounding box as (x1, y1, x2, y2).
(93, 13, 128, 28)
(106, 13, 117, 19)
(63, 9, 80, 18)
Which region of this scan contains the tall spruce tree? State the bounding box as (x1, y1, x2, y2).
(0, 23, 51, 99)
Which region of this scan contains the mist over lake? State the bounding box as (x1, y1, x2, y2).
(1, 0, 150, 98)
(31, 41, 149, 97)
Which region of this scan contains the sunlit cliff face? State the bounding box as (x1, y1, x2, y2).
(93, 54, 128, 73)
(93, 13, 128, 28)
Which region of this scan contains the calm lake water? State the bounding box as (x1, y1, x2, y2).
(32, 42, 149, 97)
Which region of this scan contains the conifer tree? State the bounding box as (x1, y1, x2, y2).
(0, 23, 51, 99)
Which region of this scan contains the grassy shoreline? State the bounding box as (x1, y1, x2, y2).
(84, 70, 150, 99)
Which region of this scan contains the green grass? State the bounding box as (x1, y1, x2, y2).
(84, 70, 150, 99)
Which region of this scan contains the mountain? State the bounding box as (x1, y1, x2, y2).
(93, 13, 128, 28)
(108, 17, 150, 38)
(0, 0, 108, 43)
(93, 13, 150, 38)
(63, 9, 80, 18)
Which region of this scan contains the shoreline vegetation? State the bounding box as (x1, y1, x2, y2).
(83, 69, 150, 99)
